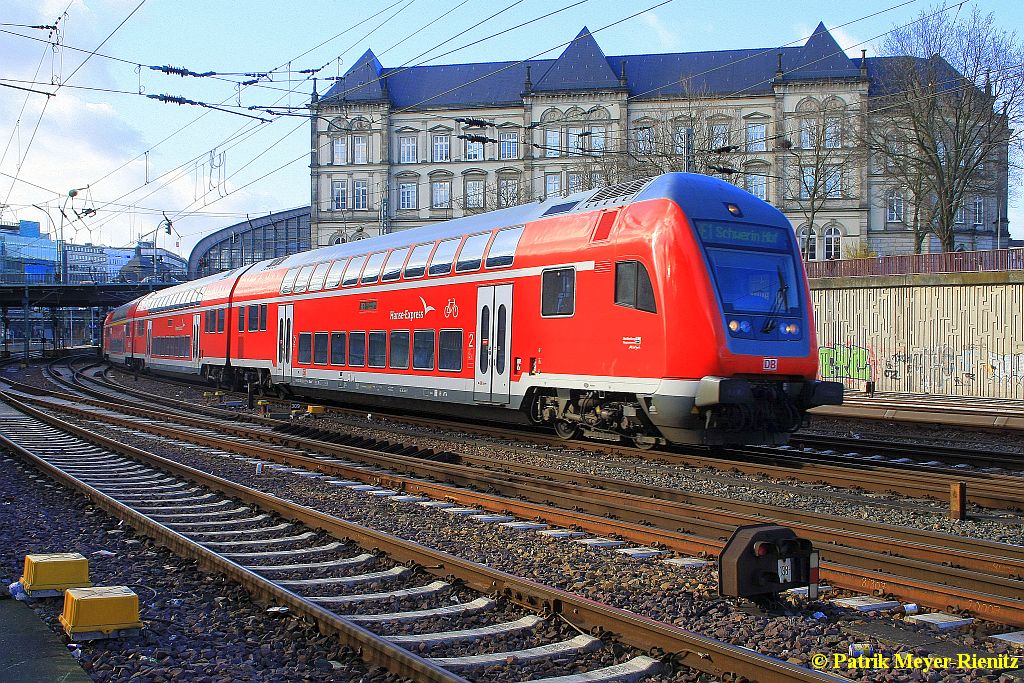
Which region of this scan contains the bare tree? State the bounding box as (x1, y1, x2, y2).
(782, 100, 865, 260)
(866, 6, 1022, 252)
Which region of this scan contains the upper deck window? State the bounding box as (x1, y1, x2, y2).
(361, 252, 387, 284)
(342, 255, 366, 286)
(485, 226, 524, 269)
(308, 262, 332, 292)
(323, 258, 348, 289)
(292, 265, 316, 294)
(455, 233, 490, 273)
(279, 268, 300, 295)
(404, 243, 433, 279)
(381, 247, 409, 282)
(428, 238, 460, 276)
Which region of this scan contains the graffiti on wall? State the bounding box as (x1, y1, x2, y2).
(818, 343, 874, 382)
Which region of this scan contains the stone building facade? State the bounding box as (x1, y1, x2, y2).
(309, 24, 1009, 258)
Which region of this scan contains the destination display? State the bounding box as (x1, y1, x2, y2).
(696, 221, 791, 251)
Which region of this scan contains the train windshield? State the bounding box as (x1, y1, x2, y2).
(695, 221, 800, 314)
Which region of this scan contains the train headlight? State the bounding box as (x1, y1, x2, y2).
(728, 319, 752, 336)
(728, 320, 739, 332)
(782, 322, 800, 336)
(739, 320, 752, 334)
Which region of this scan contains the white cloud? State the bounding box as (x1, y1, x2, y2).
(639, 12, 684, 52)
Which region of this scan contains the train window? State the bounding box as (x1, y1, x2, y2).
(485, 226, 524, 268)
(323, 258, 349, 289)
(361, 252, 387, 284)
(330, 332, 346, 365)
(404, 243, 433, 279)
(614, 261, 657, 313)
(455, 233, 490, 272)
(292, 265, 317, 294)
(389, 331, 410, 369)
(381, 248, 409, 282)
(428, 238, 460, 276)
(248, 304, 259, 331)
(259, 304, 268, 331)
(349, 332, 366, 366)
(216, 308, 225, 333)
(297, 333, 312, 364)
(478, 306, 490, 372)
(313, 333, 329, 365)
(438, 330, 463, 372)
(413, 330, 434, 370)
(367, 331, 386, 367)
(342, 255, 367, 286)
(280, 268, 300, 294)
(204, 310, 212, 333)
(541, 268, 575, 317)
(238, 308, 245, 333)
(136, 321, 144, 335)
(495, 304, 507, 374)
(308, 261, 332, 292)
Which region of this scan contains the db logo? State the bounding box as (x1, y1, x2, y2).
(762, 357, 779, 372)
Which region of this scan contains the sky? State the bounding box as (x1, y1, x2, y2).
(1, 0, 1022, 261)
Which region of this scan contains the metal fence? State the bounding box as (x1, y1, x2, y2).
(805, 247, 1024, 278)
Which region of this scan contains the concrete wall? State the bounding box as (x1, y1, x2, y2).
(810, 272, 1024, 399)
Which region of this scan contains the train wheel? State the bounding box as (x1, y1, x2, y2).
(553, 420, 579, 440)
(632, 436, 657, 451)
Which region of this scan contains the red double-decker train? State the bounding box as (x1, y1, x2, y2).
(104, 173, 841, 446)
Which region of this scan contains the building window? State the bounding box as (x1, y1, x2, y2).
(399, 182, 417, 210)
(824, 165, 841, 198)
(545, 173, 561, 198)
(431, 180, 451, 209)
(399, 135, 417, 163)
(887, 190, 904, 222)
(824, 117, 841, 149)
(545, 129, 560, 157)
(432, 134, 450, 162)
(353, 180, 368, 210)
(823, 226, 842, 260)
(465, 179, 484, 209)
(497, 177, 519, 208)
(332, 137, 347, 164)
(972, 195, 984, 226)
(541, 268, 575, 317)
(588, 126, 606, 155)
(800, 119, 817, 149)
(798, 227, 817, 261)
(465, 139, 483, 161)
(955, 203, 966, 224)
(499, 131, 518, 160)
(800, 167, 815, 200)
(567, 127, 585, 155)
(352, 135, 368, 164)
(673, 126, 689, 154)
(567, 172, 584, 194)
(710, 123, 730, 150)
(331, 180, 346, 210)
(633, 127, 654, 154)
(745, 171, 767, 201)
(745, 123, 766, 152)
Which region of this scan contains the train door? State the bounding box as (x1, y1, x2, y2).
(473, 284, 512, 403)
(277, 304, 293, 382)
(146, 320, 153, 361)
(191, 314, 200, 370)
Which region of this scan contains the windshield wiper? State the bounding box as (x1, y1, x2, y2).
(761, 266, 789, 333)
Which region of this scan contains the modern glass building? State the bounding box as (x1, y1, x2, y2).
(0, 220, 57, 284)
(188, 207, 311, 278)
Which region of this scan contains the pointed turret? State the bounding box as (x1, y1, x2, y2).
(786, 21, 860, 80)
(322, 48, 388, 103)
(534, 27, 621, 91)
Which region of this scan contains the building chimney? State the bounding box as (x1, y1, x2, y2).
(776, 52, 784, 81)
(860, 50, 868, 79)
(619, 60, 627, 87)
(524, 65, 532, 94)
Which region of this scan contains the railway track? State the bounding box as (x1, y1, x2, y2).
(89, 363, 1024, 511)
(812, 393, 1024, 431)
(0, 391, 848, 683)
(9, 362, 1024, 627)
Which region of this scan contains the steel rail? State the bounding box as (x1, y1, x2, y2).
(10, 388, 1024, 626)
(85, 366, 1024, 511)
(0, 391, 844, 683)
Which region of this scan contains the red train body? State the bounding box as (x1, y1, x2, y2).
(104, 174, 842, 446)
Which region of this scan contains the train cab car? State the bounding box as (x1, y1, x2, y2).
(104, 172, 841, 446)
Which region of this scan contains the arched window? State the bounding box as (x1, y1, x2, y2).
(823, 225, 842, 260)
(798, 227, 817, 261)
(886, 189, 904, 223)
(972, 195, 984, 226)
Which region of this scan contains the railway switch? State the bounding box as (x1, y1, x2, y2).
(60, 586, 144, 640)
(719, 525, 816, 606)
(20, 552, 92, 597)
